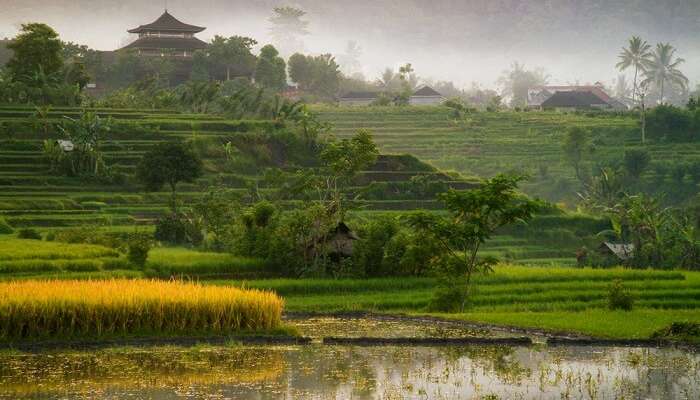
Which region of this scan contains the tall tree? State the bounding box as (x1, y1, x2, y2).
(642, 43, 689, 104)
(497, 62, 548, 108)
(136, 142, 203, 212)
(376, 68, 399, 91)
(7, 23, 63, 83)
(288, 53, 340, 98)
(337, 40, 362, 75)
(190, 50, 210, 82)
(254, 45, 287, 91)
(562, 127, 590, 183)
(616, 36, 652, 105)
(208, 36, 257, 81)
(268, 6, 309, 57)
(406, 175, 539, 311)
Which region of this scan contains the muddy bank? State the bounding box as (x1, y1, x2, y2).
(323, 336, 533, 346)
(0, 335, 311, 352)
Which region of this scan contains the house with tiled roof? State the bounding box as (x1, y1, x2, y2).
(409, 86, 445, 105)
(528, 83, 627, 110)
(338, 91, 381, 106)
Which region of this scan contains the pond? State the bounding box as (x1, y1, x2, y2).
(0, 317, 698, 399)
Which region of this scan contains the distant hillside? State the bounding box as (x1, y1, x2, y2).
(315, 106, 700, 207)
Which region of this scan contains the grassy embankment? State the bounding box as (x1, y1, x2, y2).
(1, 105, 632, 266)
(0, 236, 263, 279)
(220, 266, 700, 339)
(0, 279, 284, 342)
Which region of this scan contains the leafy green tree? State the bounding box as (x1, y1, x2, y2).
(58, 111, 112, 176)
(268, 6, 309, 56)
(190, 50, 210, 81)
(616, 36, 652, 105)
(642, 43, 689, 103)
(562, 127, 590, 182)
(319, 129, 378, 218)
(254, 45, 287, 90)
(136, 142, 203, 211)
(141, 55, 174, 88)
(208, 36, 257, 81)
(405, 175, 539, 311)
(579, 167, 626, 210)
(288, 53, 341, 98)
(623, 148, 651, 179)
(321, 129, 378, 186)
(7, 23, 64, 82)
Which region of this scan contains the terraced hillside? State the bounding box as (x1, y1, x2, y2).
(0, 106, 470, 230)
(316, 106, 700, 205)
(0, 106, 617, 265)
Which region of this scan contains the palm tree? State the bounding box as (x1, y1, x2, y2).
(616, 36, 652, 105)
(641, 43, 689, 104)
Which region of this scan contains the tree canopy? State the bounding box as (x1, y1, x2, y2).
(136, 142, 203, 211)
(7, 23, 64, 82)
(254, 45, 287, 91)
(288, 53, 341, 98)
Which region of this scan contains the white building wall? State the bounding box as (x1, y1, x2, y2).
(409, 96, 444, 105)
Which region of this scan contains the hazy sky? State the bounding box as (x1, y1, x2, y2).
(1, 0, 698, 90)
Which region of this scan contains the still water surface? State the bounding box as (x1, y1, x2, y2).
(0, 317, 697, 399)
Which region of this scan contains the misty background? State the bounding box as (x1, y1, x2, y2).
(1, 0, 698, 90)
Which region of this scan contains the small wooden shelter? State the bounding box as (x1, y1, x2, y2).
(598, 242, 635, 261)
(309, 222, 360, 261)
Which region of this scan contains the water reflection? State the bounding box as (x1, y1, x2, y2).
(0, 344, 698, 399)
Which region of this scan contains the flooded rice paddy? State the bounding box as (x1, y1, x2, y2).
(0, 317, 698, 399)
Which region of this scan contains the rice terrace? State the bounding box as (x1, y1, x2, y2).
(0, 1, 700, 399)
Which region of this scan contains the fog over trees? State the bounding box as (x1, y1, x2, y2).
(1, 0, 699, 88)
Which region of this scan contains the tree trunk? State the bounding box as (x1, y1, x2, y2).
(226, 66, 230, 81)
(632, 66, 638, 105)
(641, 100, 646, 144)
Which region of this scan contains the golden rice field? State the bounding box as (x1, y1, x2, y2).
(0, 279, 283, 341)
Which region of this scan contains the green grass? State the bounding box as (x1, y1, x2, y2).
(0, 237, 119, 260)
(146, 247, 267, 277)
(445, 310, 700, 339)
(216, 265, 700, 339)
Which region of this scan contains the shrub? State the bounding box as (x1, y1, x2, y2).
(126, 235, 152, 268)
(687, 161, 700, 184)
(646, 105, 697, 142)
(0, 218, 13, 234)
(154, 213, 203, 246)
(352, 217, 399, 277)
(52, 226, 123, 248)
(623, 148, 651, 179)
(669, 163, 687, 183)
(427, 286, 464, 312)
(651, 322, 700, 341)
(17, 228, 42, 240)
(607, 279, 634, 311)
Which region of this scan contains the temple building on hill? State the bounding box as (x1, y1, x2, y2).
(120, 10, 208, 58)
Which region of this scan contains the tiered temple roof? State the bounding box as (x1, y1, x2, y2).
(120, 11, 207, 56)
(128, 11, 205, 34)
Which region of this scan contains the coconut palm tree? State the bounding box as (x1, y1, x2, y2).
(642, 43, 689, 104)
(616, 36, 652, 105)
